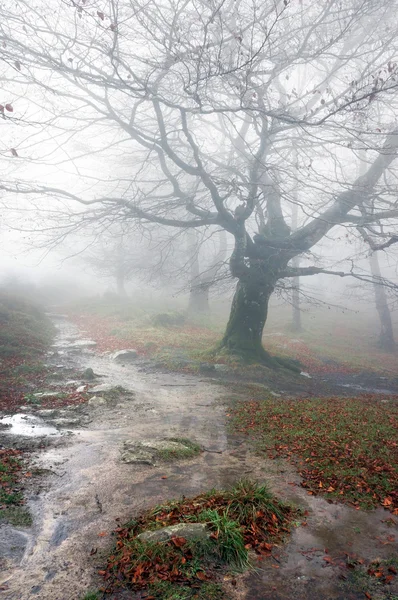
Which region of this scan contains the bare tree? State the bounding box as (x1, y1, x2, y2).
(2, 0, 398, 365)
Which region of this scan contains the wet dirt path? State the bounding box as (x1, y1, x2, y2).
(0, 317, 397, 600)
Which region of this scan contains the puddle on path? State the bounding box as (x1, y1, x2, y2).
(0, 414, 60, 437)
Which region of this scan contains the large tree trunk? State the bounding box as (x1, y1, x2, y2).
(369, 252, 395, 352)
(221, 279, 273, 358)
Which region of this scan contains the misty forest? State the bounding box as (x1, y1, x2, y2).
(1, 1, 398, 599)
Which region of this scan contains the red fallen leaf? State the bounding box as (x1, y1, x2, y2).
(25, 472, 32, 477)
(323, 556, 334, 564)
(5, 104, 13, 112)
(196, 571, 207, 581)
(388, 566, 397, 574)
(98, 531, 107, 537)
(171, 536, 186, 547)
(98, 570, 106, 576)
(365, 593, 372, 599)
(161, 476, 168, 479)
(271, 564, 280, 569)
(97, 10, 105, 20)
(382, 497, 392, 507)
(385, 574, 394, 583)
(374, 570, 383, 578)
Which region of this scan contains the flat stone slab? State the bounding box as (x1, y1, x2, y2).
(111, 349, 138, 362)
(88, 396, 107, 406)
(120, 438, 196, 465)
(138, 523, 209, 543)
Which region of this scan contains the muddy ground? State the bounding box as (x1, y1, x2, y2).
(0, 316, 397, 600)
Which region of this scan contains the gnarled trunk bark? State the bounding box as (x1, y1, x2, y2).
(220, 279, 274, 358)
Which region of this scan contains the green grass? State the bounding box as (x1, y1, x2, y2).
(80, 593, 100, 600)
(197, 509, 248, 569)
(100, 479, 299, 598)
(0, 291, 54, 360)
(157, 438, 202, 461)
(147, 580, 224, 599)
(229, 395, 398, 511)
(0, 506, 32, 526)
(0, 450, 26, 513)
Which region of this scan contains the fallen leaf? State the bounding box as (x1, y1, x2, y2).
(98, 531, 107, 537)
(171, 536, 186, 547)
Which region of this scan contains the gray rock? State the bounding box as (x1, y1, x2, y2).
(121, 447, 155, 465)
(82, 368, 96, 381)
(33, 392, 64, 399)
(138, 523, 209, 543)
(88, 396, 107, 406)
(76, 385, 87, 393)
(49, 417, 81, 427)
(69, 339, 97, 348)
(36, 409, 60, 417)
(111, 349, 138, 362)
(89, 383, 115, 393)
(120, 438, 195, 465)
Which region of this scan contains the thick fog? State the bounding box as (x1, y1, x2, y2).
(0, 0, 398, 345)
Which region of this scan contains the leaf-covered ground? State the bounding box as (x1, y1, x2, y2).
(229, 395, 398, 513)
(99, 480, 300, 599)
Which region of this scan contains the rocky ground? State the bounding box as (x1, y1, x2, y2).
(0, 315, 396, 600)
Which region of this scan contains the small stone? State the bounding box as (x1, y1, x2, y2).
(82, 368, 96, 381)
(111, 349, 138, 362)
(89, 383, 115, 393)
(138, 523, 209, 543)
(300, 371, 312, 378)
(76, 385, 87, 393)
(88, 396, 107, 406)
(49, 417, 81, 427)
(36, 409, 59, 417)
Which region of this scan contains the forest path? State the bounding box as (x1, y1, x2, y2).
(0, 316, 396, 600)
